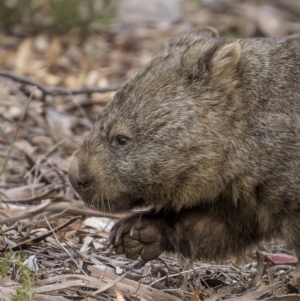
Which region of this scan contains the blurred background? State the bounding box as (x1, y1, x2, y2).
(0, 0, 300, 87)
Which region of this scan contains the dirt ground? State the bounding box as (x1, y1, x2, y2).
(1, 1, 300, 300)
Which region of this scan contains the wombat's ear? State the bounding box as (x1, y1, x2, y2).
(196, 27, 219, 38)
(209, 42, 241, 79)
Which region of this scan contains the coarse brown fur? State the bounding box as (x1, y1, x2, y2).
(68, 28, 300, 262)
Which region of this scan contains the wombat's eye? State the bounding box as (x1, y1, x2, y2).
(117, 135, 129, 146)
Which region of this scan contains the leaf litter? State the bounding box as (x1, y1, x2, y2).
(1, 1, 300, 300)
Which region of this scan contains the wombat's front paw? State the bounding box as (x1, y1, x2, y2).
(108, 215, 164, 261)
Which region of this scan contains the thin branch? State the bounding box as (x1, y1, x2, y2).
(44, 215, 88, 276)
(7, 215, 81, 251)
(0, 200, 51, 226)
(0, 69, 122, 98)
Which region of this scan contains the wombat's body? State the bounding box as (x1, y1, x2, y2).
(68, 29, 300, 262)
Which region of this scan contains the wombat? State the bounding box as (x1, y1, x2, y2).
(68, 28, 300, 263)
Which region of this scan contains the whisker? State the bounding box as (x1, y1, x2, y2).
(109, 195, 115, 213)
(92, 194, 97, 210)
(101, 194, 104, 212)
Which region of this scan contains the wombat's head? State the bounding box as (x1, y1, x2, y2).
(68, 28, 242, 213)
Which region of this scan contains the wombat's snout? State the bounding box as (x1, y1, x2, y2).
(68, 157, 91, 191)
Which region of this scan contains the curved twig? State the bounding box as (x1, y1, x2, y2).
(0, 69, 122, 98)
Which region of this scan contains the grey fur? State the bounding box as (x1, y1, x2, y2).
(68, 29, 300, 261)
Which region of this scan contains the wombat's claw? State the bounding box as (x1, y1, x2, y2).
(109, 223, 145, 260)
(109, 216, 164, 261)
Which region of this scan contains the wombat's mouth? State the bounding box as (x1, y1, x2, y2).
(68, 157, 148, 213)
(129, 198, 146, 209)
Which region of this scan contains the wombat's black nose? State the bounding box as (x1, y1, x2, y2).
(68, 157, 90, 189)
